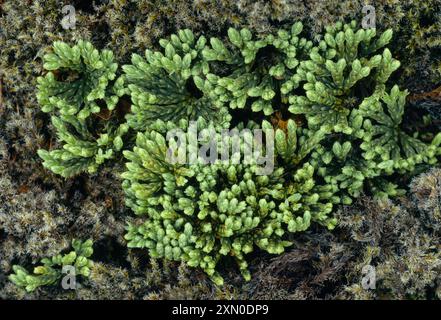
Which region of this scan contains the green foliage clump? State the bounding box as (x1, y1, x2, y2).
(288, 21, 441, 202)
(123, 29, 231, 130)
(122, 118, 336, 284)
(309, 85, 441, 202)
(202, 22, 312, 115)
(9, 239, 93, 293)
(34, 20, 441, 285)
(37, 115, 128, 178)
(36, 41, 128, 177)
(36, 40, 123, 119)
(358, 86, 439, 167)
(289, 21, 398, 132)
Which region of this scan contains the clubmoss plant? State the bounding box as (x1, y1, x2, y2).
(122, 29, 231, 130)
(9, 239, 93, 293)
(32, 21, 441, 284)
(122, 118, 336, 284)
(36, 41, 128, 177)
(201, 22, 313, 115)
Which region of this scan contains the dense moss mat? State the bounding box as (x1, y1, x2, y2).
(0, 0, 440, 299)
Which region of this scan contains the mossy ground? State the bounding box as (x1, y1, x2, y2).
(0, 0, 440, 299)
